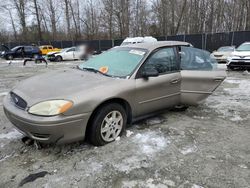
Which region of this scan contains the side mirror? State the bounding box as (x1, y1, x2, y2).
(141, 67, 159, 78)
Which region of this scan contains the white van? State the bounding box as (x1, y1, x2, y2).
(121, 36, 157, 46)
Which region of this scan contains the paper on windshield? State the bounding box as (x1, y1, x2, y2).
(129, 50, 145, 56)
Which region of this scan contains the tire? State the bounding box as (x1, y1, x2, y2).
(172, 105, 189, 112)
(6, 54, 13, 60)
(89, 103, 127, 146)
(55, 56, 63, 62)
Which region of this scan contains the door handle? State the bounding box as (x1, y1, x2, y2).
(171, 79, 180, 84)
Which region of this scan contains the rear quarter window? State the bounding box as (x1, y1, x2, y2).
(180, 47, 217, 70)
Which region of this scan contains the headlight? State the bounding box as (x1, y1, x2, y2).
(28, 100, 73, 116)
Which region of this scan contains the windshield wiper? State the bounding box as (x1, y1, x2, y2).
(76, 65, 111, 77)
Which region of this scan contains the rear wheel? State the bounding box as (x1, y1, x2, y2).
(89, 103, 127, 146)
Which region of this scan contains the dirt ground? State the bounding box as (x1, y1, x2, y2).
(0, 59, 249, 188)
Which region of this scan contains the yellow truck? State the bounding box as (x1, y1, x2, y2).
(39, 45, 61, 55)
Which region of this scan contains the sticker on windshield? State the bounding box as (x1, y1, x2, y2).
(129, 50, 145, 56)
(99, 66, 109, 74)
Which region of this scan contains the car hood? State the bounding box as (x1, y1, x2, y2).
(12, 68, 118, 106)
(213, 51, 231, 56)
(47, 51, 59, 56)
(232, 51, 250, 56)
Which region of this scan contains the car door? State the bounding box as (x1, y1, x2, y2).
(15, 47, 23, 58)
(180, 46, 226, 105)
(74, 47, 82, 59)
(135, 47, 181, 116)
(24, 46, 33, 58)
(64, 48, 75, 60)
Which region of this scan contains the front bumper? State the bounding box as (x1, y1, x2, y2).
(227, 60, 250, 69)
(47, 55, 56, 61)
(3, 95, 91, 144)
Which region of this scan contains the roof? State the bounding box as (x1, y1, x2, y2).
(119, 41, 192, 51)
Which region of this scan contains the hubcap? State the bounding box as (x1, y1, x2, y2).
(100, 110, 123, 142)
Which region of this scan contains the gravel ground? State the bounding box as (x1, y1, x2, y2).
(0, 59, 249, 188)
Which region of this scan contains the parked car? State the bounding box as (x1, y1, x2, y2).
(227, 42, 250, 70)
(1, 45, 41, 60)
(47, 45, 87, 61)
(3, 41, 226, 146)
(212, 46, 235, 63)
(121, 36, 157, 46)
(0, 44, 9, 56)
(39, 45, 61, 55)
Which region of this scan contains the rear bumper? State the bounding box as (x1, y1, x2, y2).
(214, 57, 227, 63)
(3, 95, 91, 144)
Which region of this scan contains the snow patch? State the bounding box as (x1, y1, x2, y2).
(180, 145, 197, 155)
(122, 179, 168, 188)
(0, 129, 23, 140)
(230, 115, 243, 122)
(0, 92, 8, 97)
(206, 77, 250, 121)
(126, 130, 134, 137)
(192, 184, 204, 188)
(163, 180, 175, 187)
(133, 132, 170, 155)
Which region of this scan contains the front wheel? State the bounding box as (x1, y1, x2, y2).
(172, 105, 189, 112)
(55, 55, 63, 62)
(6, 54, 13, 60)
(89, 103, 127, 146)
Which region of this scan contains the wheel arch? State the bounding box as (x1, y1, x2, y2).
(85, 98, 133, 140)
(55, 55, 63, 61)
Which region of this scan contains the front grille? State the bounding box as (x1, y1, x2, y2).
(232, 58, 250, 61)
(214, 55, 223, 57)
(10, 92, 27, 110)
(230, 62, 250, 66)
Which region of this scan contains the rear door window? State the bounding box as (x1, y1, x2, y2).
(180, 47, 217, 70)
(24, 46, 32, 52)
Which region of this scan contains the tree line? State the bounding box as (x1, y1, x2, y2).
(0, 0, 250, 43)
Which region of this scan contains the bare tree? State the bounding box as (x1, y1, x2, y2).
(12, 0, 27, 40)
(64, 0, 71, 36)
(33, 0, 42, 41)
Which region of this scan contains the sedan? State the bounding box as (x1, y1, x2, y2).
(227, 42, 250, 70)
(47, 45, 87, 62)
(3, 41, 226, 146)
(212, 46, 235, 63)
(1, 45, 40, 60)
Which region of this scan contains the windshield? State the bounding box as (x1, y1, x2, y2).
(79, 47, 147, 77)
(11, 46, 21, 51)
(61, 48, 70, 52)
(236, 44, 250, 51)
(218, 47, 234, 52)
